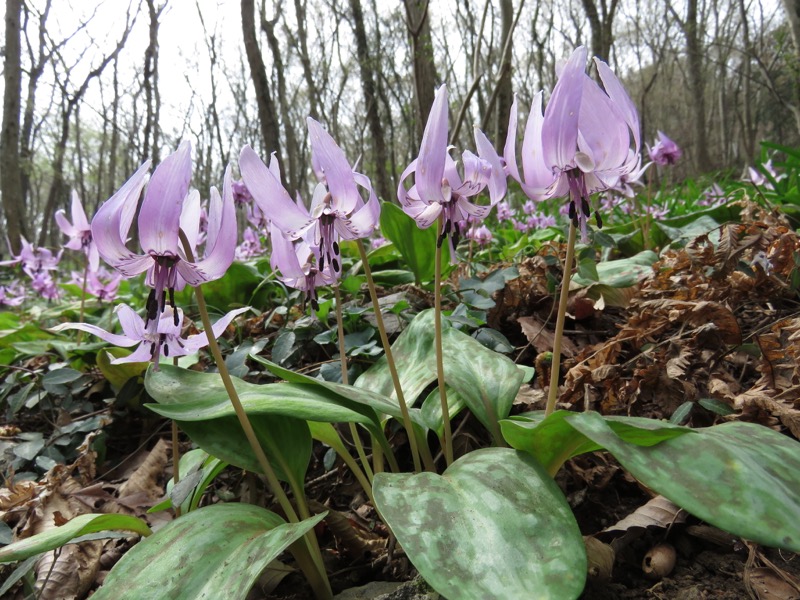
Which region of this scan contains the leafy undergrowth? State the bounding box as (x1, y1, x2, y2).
(2, 199, 800, 599)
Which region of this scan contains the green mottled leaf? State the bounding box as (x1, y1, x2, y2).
(91, 504, 324, 600)
(373, 448, 586, 600)
(501, 410, 689, 474)
(566, 412, 800, 552)
(0, 514, 151, 563)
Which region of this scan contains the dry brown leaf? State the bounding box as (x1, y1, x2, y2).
(603, 495, 686, 535)
(746, 567, 800, 600)
(518, 315, 578, 357)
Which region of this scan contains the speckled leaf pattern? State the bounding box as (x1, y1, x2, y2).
(566, 412, 800, 552)
(373, 448, 586, 600)
(91, 504, 324, 600)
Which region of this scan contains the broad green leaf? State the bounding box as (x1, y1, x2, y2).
(566, 412, 800, 552)
(441, 326, 523, 435)
(419, 387, 465, 436)
(501, 411, 689, 474)
(373, 448, 586, 599)
(354, 309, 440, 405)
(91, 504, 324, 600)
(0, 514, 151, 563)
(379, 201, 449, 284)
(97, 349, 148, 391)
(571, 250, 658, 289)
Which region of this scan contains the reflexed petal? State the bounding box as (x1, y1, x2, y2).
(269, 223, 305, 280)
(50, 320, 137, 347)
(397, 159, 419, 207)
(416, 85, 448, 205)
(139, 141, 192, 255)
(92, 160, 151, 268)
(112, 344, 157, 364)
(179, 189, 202, 254)
(70, 191, 91, 231)
(595, 57, 640, 151)
(87, 243, 100, 272)
(542, 47, 587, 169)
(115, 304, 147, 340)
(307, 117, 361, 214)
(183, 306, 251, 352)
(473, 127, 507, 204)
(578, 78, 629, 171)
(346, 173, 381, 236)
(55, 210, 77, 237)
(411, 202, 443, 229)
(503, 95, 523, 185)
(177, 169, 236, 286)
(520, 92, 554, 195)
(239, 146, 314, 239)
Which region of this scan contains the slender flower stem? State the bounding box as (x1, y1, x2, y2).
(334, 284, 374, 484)
(171, 416, 181, 518)
(76, 261, 89, 346)
(178, 231, 331, 600)
(545, 221, 577, 417)
(356, 239, 425, 473)
(434, 216, 454, 468)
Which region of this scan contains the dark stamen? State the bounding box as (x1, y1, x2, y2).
(595, 211, 603, 228)
(333, 258, 340, 272)
(333, 240, 339, 255)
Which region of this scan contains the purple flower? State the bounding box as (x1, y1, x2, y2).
(523, 200, 537, 215)
(30, 271, 59, 300)
(235, 227, 265, 260)
(0, 281, 26, 307)
(52, 304, 250, 368)
(240, 118, 380, 277)
(506, 47, 641, 239)
(232, 179, 253, 205)
(269, 223, 335, 314)
(75, 267, 123, 302)
(747, 160, 783, 189)
(496, 201, 515, 221)
(398, 85, 506, 259)
(698, 183, 727, 207)
(466, 224, 493, 246)
(0, 237, 62, 273)
(56, 191, 99, 271)
(370, 236, 389, 250)
(92, 141, 237, 327)
(647, 131, 682, 166)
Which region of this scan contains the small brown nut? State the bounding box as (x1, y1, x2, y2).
(642, 542, 676, 580)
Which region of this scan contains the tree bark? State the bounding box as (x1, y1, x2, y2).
(681, 0, 712, 171)
(241, 0, 284, 176)
(349, 0, 391, 201)
(403, 0, 440, 143)
(142, 0, 163, 165)
(781, 0, 800, 134)
(1, 0, 27, 254)
(580, 0, 619, 62)
(293, 0, 321, 120)
(494, 0, 514, 146)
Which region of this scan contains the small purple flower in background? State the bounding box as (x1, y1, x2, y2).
(747, 160, 783, 189)
(240, 118, 380, 277)
(370, 236, 389, 250)
(647, 131, 682, 166)
(0, 237, 62, 273)
(0, 281, 26, 307)
(496, 201, 515, 221)
(698, 183, 727, 207)
(56, 191, 99, 271)
(232, 179, 253, 205)
(30, 271, 59, 300)
(72, 267, 123, 302)
(466, 224, 493, 247)
(52, 304, 250, 368)
(269, 223, 335, 314)
(92, 141, 237, 327)
(523, 200, 537, 215)
(235, 227, 266, 260)
(397, 85, 506, 259)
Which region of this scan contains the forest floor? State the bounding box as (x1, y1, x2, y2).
(2, 200, 800, 599)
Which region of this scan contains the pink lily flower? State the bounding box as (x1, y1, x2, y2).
(647, 131, 682, 166)
(398, 85, 506, 258)
(56, 191, 99, 271)
(52, 304, 250, 368)
(91, 141, 236, 326)
(240, 117, 380, 276)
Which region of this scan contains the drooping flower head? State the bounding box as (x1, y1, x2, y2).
(647, 131, 682, 166)
(466, 224, 493, 247)
(398, 85, 506, 260)
(269, 223, 336, 314)
(52, 304, 250, 368)
(506, 47, 641, 239)
(235, 226, 266, 261)
(0, 280, 26, 307)
(91, 141, 236, 327)
(240, 118, 380, 278)
(56, 191, 99, 271)
(72, 266, 123, 302)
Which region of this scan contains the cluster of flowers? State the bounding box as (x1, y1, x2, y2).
(36, 46, 724, 367)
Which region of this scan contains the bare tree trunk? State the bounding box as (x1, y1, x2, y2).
(494, 0, 514, 145)
(107, 56, 121, 202)
(1, 0, 27, 255)
(293, 0, 320, 120)
(671, 0, 712, 171)
(349, 0, 391, 201)
(241, 0, 284, 177)
(142, 0, 163, 164)
(580, 0, 619, 61)
(780, 0, 800, 134)
(261, 8, 300, 193)
(403, 0, 440, 143)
